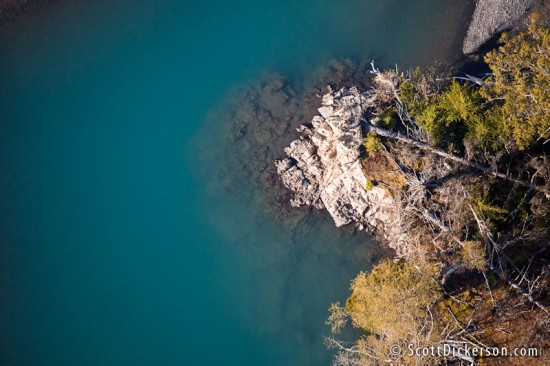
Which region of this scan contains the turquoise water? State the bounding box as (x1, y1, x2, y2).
(0, 1, 469, 365)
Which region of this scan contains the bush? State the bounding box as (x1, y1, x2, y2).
(415, 80, 487, 147)
(363, 132, 382, 154)
(378, 108, 398, 128)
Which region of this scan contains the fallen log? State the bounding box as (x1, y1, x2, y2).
(363, 119, 548, 196)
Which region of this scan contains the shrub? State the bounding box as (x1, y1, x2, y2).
(378, 108, 398, 128)
(472, 191, 508, 222)
(363, 132, 382, 154)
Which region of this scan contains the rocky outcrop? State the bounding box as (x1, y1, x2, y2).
(275, 87, 404, 251)
(191, 59, 374, 227)
(463, 0, 540, 54)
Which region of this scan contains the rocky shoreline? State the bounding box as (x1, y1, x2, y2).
(274, 0, 550, 250)
(280, 13, 550, 364)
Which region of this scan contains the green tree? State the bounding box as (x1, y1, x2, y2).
(416, 80, 484, 146)
(401, 77, 488, 148)
(482, 14, 550, 149)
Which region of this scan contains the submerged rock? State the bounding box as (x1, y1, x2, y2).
(195, 59, 374, 228)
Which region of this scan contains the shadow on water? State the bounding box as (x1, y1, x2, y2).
(452, 32, 502, 76)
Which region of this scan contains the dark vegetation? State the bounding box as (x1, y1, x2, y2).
(326, 15, 549, 366)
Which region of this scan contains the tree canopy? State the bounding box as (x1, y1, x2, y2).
(344, 259, 441, 339)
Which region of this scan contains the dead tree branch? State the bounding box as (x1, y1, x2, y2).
(363, 119, 547, 195)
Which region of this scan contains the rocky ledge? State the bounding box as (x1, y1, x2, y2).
(275, 87, 405, 251)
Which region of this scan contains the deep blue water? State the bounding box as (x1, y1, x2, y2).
(0, 1, 469, 365)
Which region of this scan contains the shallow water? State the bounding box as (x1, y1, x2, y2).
(0, 1, 470, 365)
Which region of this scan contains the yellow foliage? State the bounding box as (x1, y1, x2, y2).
(365, 179, 375, 191)
(439, 80, 483, 125)
(437, 290, 478, 324)
(326, 302, 347, 334)
(345, 260, 442, 339)
(472, 191, 508, 221)
(363, 132, 382, 154)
